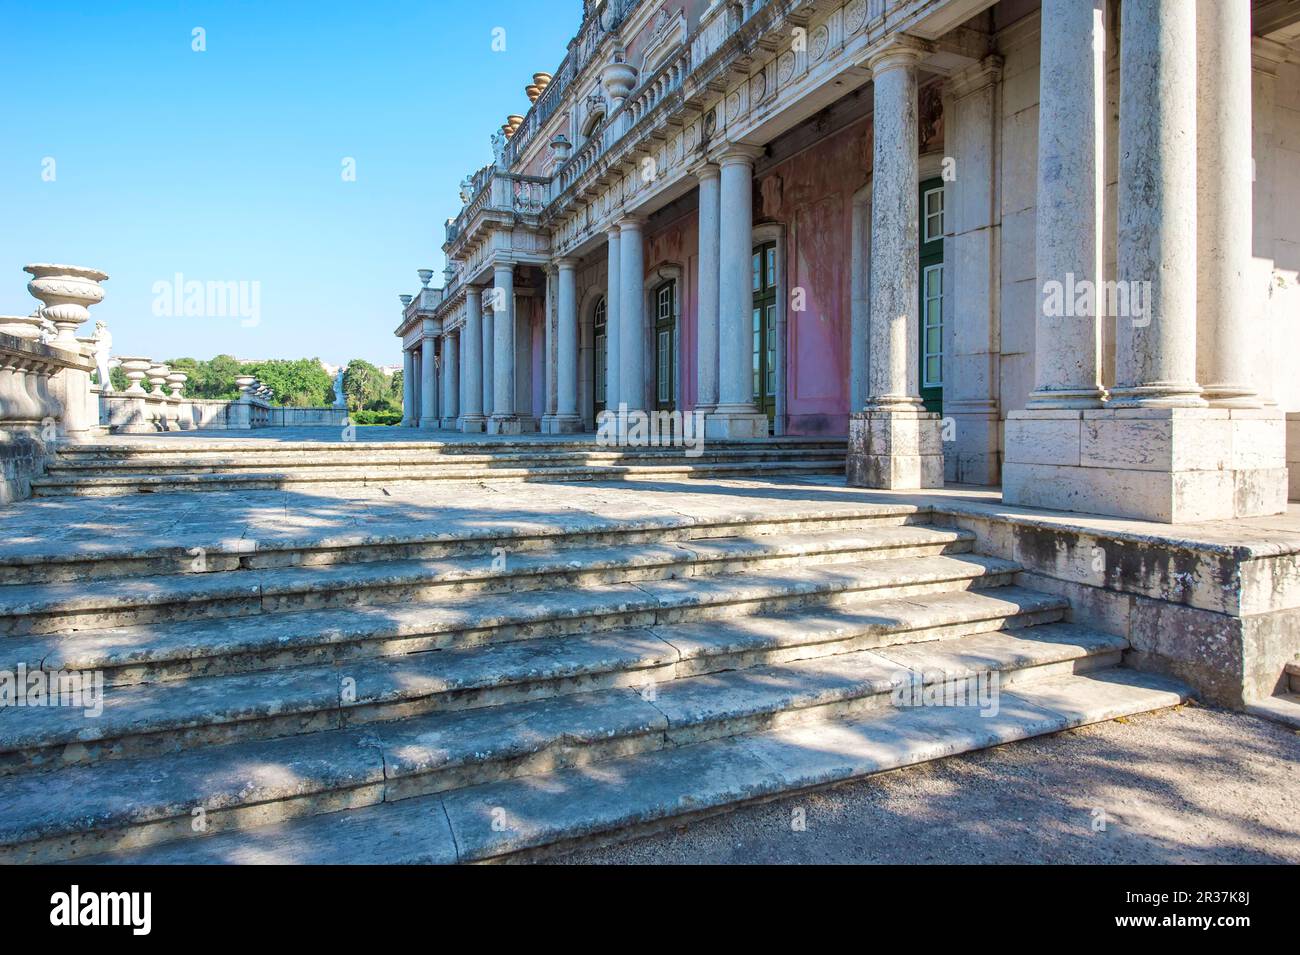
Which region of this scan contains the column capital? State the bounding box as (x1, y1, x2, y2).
(492, 262, 515, 278)
(711, 143, 765, 167)
(617, 214, 645, 231)
(688, 159, 720, 181)
(554, 256, 579, 270)
(465, 285, 483, 302)
(865, 35, 930, 77)
(946, 53, 1003, 99)
(421, 317, 437, 337)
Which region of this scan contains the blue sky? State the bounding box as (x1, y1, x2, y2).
(0, 1, 576, 366)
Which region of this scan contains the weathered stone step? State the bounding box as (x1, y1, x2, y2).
(0, 626, 1145, 863)
(29, 459, 846, 497)
(1286, 659, 1300, 694)
(0, 587, 1069, 773)
(7, 555, 1023, 684)
(46, 447, 842, 473)
(0, 525, 975, 635)
(0, 501, 926, 586)
(53, 437, 848, 459)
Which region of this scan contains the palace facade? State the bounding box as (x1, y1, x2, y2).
(396, 0, 1300, 525)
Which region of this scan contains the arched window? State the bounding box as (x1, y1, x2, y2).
(593, 295, 607, 412)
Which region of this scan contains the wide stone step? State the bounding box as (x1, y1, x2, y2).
(53, 438, 848, 460)
(0, 502, 925, 586)
(29, 459, 846, 496)
(0, 525, 975, 635)
(6, 555, 1023, 684)
(46, 447, 843, 473)
(0, 586, 1069, 773)
(0, 625, 1147, 863)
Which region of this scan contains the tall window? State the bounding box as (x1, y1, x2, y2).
(593, 295, 607, 413)
(919, 180, 944, 413)
(654, 281, 676, 410)
(752, 241, 777, 428)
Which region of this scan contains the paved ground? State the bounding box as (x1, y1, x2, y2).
(558, 704, 1300, 864)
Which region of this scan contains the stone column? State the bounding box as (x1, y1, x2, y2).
(461, 288, 486, 431)
(605, 227, 622, 414)
(1196, 0, 1258, 408)
(618, 216, 646, 419)
(847, 40, 943, 487)
(552, 257, 582, 431)
(442, 331, 459, 428)
(1027, 0, 1105, 409)
(540, 266, 558, 431)
(420, 320, 438, 429)
(400, 347, 415, 427)
(707, 146, 769, 439)
(1004, 0, 1284, 522)
(489, 263, 520, 434)
(1110, 0, 1201, 409)
(692, 161, 721, 415)
(482, 306, 494, 422)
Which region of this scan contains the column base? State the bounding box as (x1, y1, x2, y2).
(460, 414, 487, 433)
(419, 419, 440, 431)
(488, 414, 522, 436)
(704, 406, 770, 440)
(1003, 407, 1288, 523)
(541, 414, 584, 434)
(846, 410, 945, 489)
(440, 417, 459, 429)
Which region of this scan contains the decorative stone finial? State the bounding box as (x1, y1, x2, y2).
(399, 293, 414, 307)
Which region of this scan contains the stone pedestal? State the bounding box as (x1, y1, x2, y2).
(704, 409, 770, 440)
(1003, 408, 1288, 523)
(487, 415, 522, 435)
(847, 410, 945, 489)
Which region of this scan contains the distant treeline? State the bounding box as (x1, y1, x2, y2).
(108, 356, 402, 415)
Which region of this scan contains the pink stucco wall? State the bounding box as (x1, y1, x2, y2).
(758, 114, 873, 435)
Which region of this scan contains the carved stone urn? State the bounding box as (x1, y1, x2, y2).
(118, 357, 154, 395)
(235, 374, 256, 398)
(0, 315, 47, 340)
(525, 84, 541, 103)
(417, 269, 433, 288)
(533, 72, 552, 92)
(601, 55, 637, 109)
(166, 371, 188, 400)
(147, 363, 170, 397)
(23, 264, 109, 351)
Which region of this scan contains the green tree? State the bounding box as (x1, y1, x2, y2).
(241, 358, 334, 407)
(342, 359, 399, 412)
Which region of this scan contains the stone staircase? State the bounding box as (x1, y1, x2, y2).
(0, 496, 1187, 864)
(30, 438, 848, 497)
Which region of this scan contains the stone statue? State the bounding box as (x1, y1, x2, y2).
(92, 319, 113, 392)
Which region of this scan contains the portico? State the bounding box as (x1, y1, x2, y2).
(398, 0, 1298, 528)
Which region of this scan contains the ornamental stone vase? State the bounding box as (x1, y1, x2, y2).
(533, 72, 552, 91)
(23, 264, 109, 351)
(166, 371, 187, 400)
(526, 84, 541, 103)
(235, 374, 256, 398)
(0, 315, 47, 340)
(118, 357, 153, 395)
(148, 363, 169, 396)
(601, 58, 636, 109)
